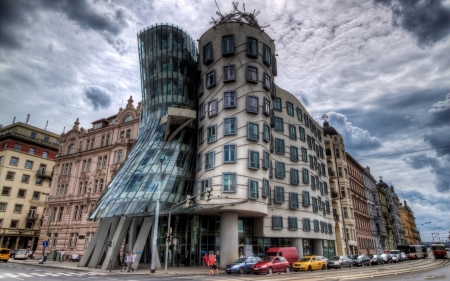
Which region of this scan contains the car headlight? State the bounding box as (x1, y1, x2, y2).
(231, 265, 239, 269)
(261, 265, 267, 268)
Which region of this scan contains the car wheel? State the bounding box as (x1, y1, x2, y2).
(285, 266, 290, 273)
(340, 264, 344, 269)
(239, 267, 244, 274)
(268, 267, 273, 274)
(350, 263, 353, 268)
(308, 265, 312, 272)
(322, 265, 326, 270)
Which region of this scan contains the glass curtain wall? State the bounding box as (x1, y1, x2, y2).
(89, 23, 198, 220)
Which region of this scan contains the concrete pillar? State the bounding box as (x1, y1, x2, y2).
(220, 212, 238, 269)
(102, 217, 132, 270)
(0, 236, 3, 247)
(14, 237, 20, 250)
(313, 240, 323, 256)
(292, 238, 303, 258)
(128, 218, 138, 252)
(131, 217, 154, 271)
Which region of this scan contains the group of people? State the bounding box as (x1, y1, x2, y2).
(121, 252, 137, 272)
(203, 253, 219, 276)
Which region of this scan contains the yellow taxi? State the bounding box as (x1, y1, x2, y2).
(292, 255, 327, 272)
(0, 248, 11, 262)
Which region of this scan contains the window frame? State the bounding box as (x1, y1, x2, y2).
(275, 138, 285, 155)
(289, 192, 299, 209)
(208, 99, 218, 117)
(263, 72, 271, 91)
(289, 124, 297, 140)
(263, 44, 272, 66)
(302, 218, 311, 231)
(198, 102, 205, 119)
(248, 150, 260, 170)
(302, 191, 310, 207)
(274, 117, 283, 132)
(246, 65, 258, 83)
(223, 144, 237, 163)
(263, 150, 270, 169)
(263, 97, 271, 116)
(222, 35, 235, 56)
(196, 153, 202, 171)
(247, 122, 259, 141)
(222, 172, 237, 193)
(273, 97, 282, 111)
(296, 108, 303, 122)
(290, 146, 299, 162)
(206, 70, 216, 89)
(299, 127, 306, 141)
(198, 127, 204, 144)
(203, 42, 213, 65)
(302, 168, 310, 184)
(262, 178, 270, 198)
(9, 157, 19, 166)
(272, 216, 283, 230)
(286, 102, 294, 116)
(207, 124, 217, 144)
(246, 95, 259, 113)
(247, 37, 258, 58)
(223, 117, 237, 135)
(263, 123, 271, 143)
(223, 91, 236, 108)
(223, 65, 236, 82)
(205, 151, 215, 171)
(291, 168, 299, 185)
(248, 179, 259, 199)
(288, 217, 298, 230)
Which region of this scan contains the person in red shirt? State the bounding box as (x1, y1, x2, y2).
(203, 253, 208, 266)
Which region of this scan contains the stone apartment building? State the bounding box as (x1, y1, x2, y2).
(36, 97, 140, 259)
(0, 122, 59, 251)
(399, 200, 420, 245)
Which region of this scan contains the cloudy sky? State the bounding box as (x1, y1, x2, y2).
(1, 0, 449, 242)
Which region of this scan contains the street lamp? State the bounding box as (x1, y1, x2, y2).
(150, 159, 163, 274)
(41, 192, 53, 263)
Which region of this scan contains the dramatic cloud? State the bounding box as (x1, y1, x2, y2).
(428, 93, 450, 126)
(424, 127, 450, 157)
(403, 154, 450, 193)
(83, 86, 113, 111)
(0, 0, 37, 49)
(374, 0, 450, 46)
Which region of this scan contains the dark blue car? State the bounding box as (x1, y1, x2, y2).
(225, 257, 261, 274)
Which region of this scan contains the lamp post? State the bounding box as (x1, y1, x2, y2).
(41, 193, 53, 263)
(150, 159, 163, 273)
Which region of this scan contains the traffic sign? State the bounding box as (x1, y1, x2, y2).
(44, 236, 49, 241)
(42, 241, 49, 247)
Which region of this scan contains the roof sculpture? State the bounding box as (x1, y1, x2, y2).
(210, 2, 269, 30)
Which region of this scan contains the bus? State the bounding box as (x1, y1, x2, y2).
(431, 244, 447, 259)
(397, 245, 427, 259)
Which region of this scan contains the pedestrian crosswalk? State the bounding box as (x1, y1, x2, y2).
(0, 271, 106, 279)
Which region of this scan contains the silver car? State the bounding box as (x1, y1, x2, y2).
(14, 249, 27, 260)
(327, 255, 353, 269)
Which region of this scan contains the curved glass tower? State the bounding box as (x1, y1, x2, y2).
(89, 24, 198, 220)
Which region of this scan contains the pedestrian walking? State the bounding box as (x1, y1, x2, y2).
(127, 252, 136, 272)
(208, 253, 218, 276)
(122, 252, 129, 272)
(184, 250, 190, 267)
(24, 251, 29, 262)
(212, 254, 219, 275)
(202, 253, 208, 266)
(28, 250, 33, 260)
(176, 251, 181, 267)
(60, 250, 65, 262)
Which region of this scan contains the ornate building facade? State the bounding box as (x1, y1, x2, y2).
(399, 200, 420, 245)
(36, 98, 140, 259)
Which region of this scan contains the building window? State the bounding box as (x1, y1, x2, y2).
(262, 178, 270, 198)
(207, 125, 217, 143)
(2, 187, 11, 196)
(196, 153, 202, 171)
(311, 175, 316, 190)
(274, 117, 283, 132)
(0, 203, 6, 212)
(291, 168, 299, 185)
(199, 102, 205, 119)
(205, 151, 215, 171)
(30, 131, 37, 138)
(14, 204, 23, 213)
(223, 65, 236, 82)
(299, 127, 306, 141)
(206, 70, 216, 88)
(274, 186, 284, 203)
(263, 123, 270, 142)
(302, 168, 309, 184)
(303, 218, 311, 231)
(68, 144, 75, 154)
(263, 43, 272, 65)
(263, 150, 270, 169)
(325, 200, 330, 214)
(223, 144, 236, 163)
(247, 96, 259, 113)
(124, 115, 133, 123)
(286, 102, 294, 116)
(10, 220, 19, 229)
(199, 78, 204, 96)
(328, 223, 333, 234)
(246, 66, 258, 83)
(276, 161, 285, 178)
(275, 138, 285, 154)
(288, 217, 298, 230)
(312, 197, 318, 213)
(290, 192, 299, 209)
(247, 37, 258, 58)
(323, 182, 329, 195)
(203, 42, 213, 64)
(248, 150, 259, 169)
(304, 114, 309, 127)
(302, 191, 310, 207)
(223, 173, 237, 192)
(248, 179, 259, 199)
(10, 157, 18, 166)
(272, 216, 282, 230)
(273, 97, 282, 111)
(43, 151, 48, 158)
(290, 146, 299, 162)
(208, 99, 218, 117)
(21, 174, 30, 183)
(199, 179, 210, 200)
(296, 108, 303, 122)
(301, 147, 308, 162)
(113, 149, 123, 164)
(223, 117, 237, 135)
(14, 143, 21, 151)
(222, 35, 235, 55)
(0, 156, 3, 164)
(263, 98, 270, 116)
(6, 171, 15, 180)
(289, 125, 297, 139)
(263, 72, 271, 91)
(29, 147, 35, 155)
(314, 220, 320, 232)
(32, 191, 40, 200)
(247, 122, 259, 141)
(198, 127, 204, 144)
(223, 91, 236, 108)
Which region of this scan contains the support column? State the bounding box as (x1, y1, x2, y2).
(313, 240, 323, 256)
(79, 219, 110, 267)
(128, 218, 138, 253)
(292, 238, 303, 258)
(220, 212, 238, 269)
(102, 217, 132, 270)
(0, 236, 4, 247)
(14, 237, 20, 250)
(131, 217, 154, 271)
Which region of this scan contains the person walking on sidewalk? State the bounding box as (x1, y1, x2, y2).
(122, 252, 129, 272)
(60, 250, 65, 262)
(127, 252, 136, 272)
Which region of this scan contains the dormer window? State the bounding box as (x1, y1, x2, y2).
(108, 119, 116, 125)
(68, 144, 75, 155)
(93, 123, 102, 129)
(123, 115, 133, 123)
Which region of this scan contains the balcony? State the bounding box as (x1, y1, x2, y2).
(26, 213, 39, 221)
(331, 191, 339, 199)
(328, 168, 336, 179)
(36, 170, 52, 179)
(333, 214, 340, 221)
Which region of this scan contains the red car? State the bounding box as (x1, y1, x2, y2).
(252, 256, 290, 274)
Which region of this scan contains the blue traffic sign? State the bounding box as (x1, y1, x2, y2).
(42, 241, 49, 247)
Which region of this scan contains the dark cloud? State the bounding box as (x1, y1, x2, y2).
(424, 127, 450, 157)
(374, 0, 450, 46)
(83, 86, 113, 110)
(428, 93, 450, 127)
(403, 154, 450, 193)
(0, 0, 36, 49)
(397, 189, 450, 212)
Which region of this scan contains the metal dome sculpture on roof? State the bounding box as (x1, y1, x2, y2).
(210, 2, 269, 30)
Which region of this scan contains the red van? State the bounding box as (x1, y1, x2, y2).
(266, 247, 299, 268)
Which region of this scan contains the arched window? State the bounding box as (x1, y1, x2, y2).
(123, 115, 133, 123)
(68, 144, 75, 155)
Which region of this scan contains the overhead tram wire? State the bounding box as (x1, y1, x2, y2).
(356, 145, 450, 161)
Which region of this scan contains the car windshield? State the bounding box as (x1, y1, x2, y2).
(390, 250, 400, 255)
(300, 258, 311, 262)
(381, 254, 387, 257)
(331, 256, 341, 260)
(357, 255, 365, 259)
(0, 250, 9, 254)
(261, 256, 274, 262)
(233, 258, 247, 263)
(17, 250, 26, 254)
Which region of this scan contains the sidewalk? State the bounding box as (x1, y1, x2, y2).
(6, 258, 212, 276)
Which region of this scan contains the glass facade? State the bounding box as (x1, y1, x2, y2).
(89, 24, 198, 220)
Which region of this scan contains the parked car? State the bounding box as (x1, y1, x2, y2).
(14, 249, 27, 260)
(400, 252, 407, 261)
(225, 256, 261, 274)
(327, 255, 353, 269)
(391, 254, 400, 263)
(380, 253, 393, 264)
(266, 247, 299, 268)
(348, 255, 359, 267)
(292, 255, 327, 272)
(9, 250, 17, 258)
(252, 256, 290, 274)
(357, 254, 372, 266)
(369, 254, 383, 265)
(0, 248, 11, 262)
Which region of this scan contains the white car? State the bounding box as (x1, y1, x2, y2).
(14, 249, 28, 260)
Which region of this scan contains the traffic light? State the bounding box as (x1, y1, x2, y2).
(205, 187, 212, 201)
(184, 195, 191, 208)
(108, 241, 112, 247)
